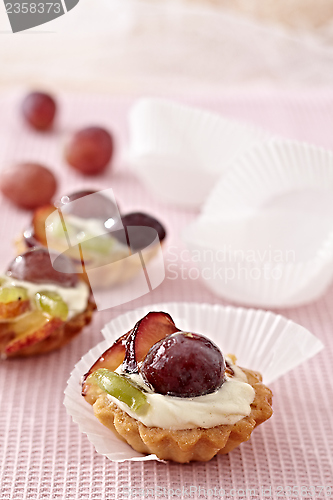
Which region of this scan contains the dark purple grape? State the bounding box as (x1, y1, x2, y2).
(21, 91, 56, 130)
(140, 332, 225, 397)
(67, 190, 97, 203)
(7, 248, 78, 288)
(60, 190, 119, 222)
(65, 126, 113, 175)
(68, 189, 97, 201)
(113, 212, 166, 251)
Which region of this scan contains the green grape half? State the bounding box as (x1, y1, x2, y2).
(35, 290, 68, 321)
(87, 368, 149, 414)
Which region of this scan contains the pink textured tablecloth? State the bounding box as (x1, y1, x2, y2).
(0, 91, 333, 499)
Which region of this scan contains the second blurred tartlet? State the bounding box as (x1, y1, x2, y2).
(17, 190, 166, 289)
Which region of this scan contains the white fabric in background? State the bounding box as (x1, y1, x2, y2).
(0, 0, 332, 93)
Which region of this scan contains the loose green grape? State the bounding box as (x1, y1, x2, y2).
(87, 368, 149, 414)
(0, 286, 29, 303)
(35, 290, 68, 321)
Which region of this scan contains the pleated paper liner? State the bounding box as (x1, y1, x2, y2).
(64, 302, 323, 462)
(128, 99, 271, 209)
(183, 140, 333, 307)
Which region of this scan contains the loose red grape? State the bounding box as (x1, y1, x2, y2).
(140, 332, 226, 397)
(7, 248, 78, 288)
(0, 163, 57, 210)
(65, 127, 113, 175)
(21, 91, 57, 130)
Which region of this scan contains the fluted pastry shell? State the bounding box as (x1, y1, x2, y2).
(1, 300, 96, 358)
(91, 366, 273, 463)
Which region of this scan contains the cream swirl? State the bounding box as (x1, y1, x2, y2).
(107, 357, 255, 430)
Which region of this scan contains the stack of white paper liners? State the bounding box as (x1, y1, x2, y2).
(183, 139, 333, 307)
(128, 99, 270, 209)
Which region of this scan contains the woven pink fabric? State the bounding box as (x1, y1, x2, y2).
(0, 91, 332, 499)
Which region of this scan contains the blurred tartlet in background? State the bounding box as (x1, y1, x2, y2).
(17, 190, 167, 290)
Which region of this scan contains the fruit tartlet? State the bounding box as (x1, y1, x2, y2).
(0, 248, 94, 358)
(82, 311, 273, 463)
(18, 190, 166, 288)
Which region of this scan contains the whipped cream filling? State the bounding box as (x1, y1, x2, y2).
(107, 358, 255, 430)
(0, 275, 89, 320)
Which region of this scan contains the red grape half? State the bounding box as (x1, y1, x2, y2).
(141, 332, 226, 397)
(7, 248, 78, 288)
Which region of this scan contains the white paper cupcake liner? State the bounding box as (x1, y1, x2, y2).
(128, 99, 271, 208)
(64, 302, 323, 462)
(183, 139, 333, 307)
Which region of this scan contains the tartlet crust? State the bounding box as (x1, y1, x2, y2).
(1, 300, 96, 358)
(92, 366, 273, 463)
